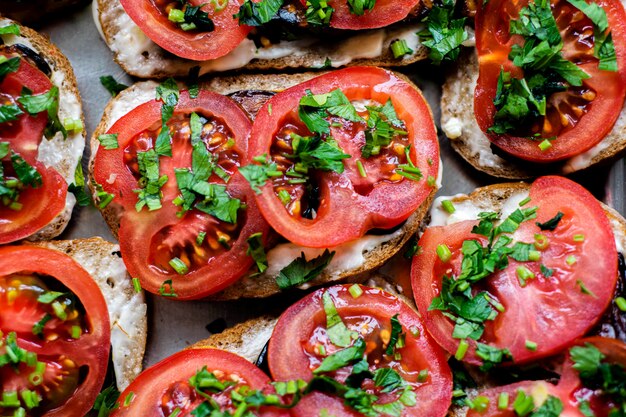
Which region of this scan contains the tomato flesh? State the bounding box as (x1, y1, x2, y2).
(268, 284, 453, 417)
(411, 176, 618, 366)
(93, 91, 270, 300)
(474, 0, 626, 162)
(249, 67, 439, 248)
(119, 0, 251, 61)
(0, 50, 67, 244)
(111, 349, 288, 417)
(0, 246, 110, 417)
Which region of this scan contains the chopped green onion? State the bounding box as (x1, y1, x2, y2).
(168, 8, 185, 23)
(51, 301, 67, 321)
(453, 389, 466, 398)
(518, 197, 531, 206)
(616, 296, 626, 312)
(169, 408, 182, 417)
(455, 339, 469, 360)
(356, 160, 367, 178)
(534, 234, 549, 250)
(169, 257, 189, 275)
(124, 392, 135, 407)
(498, 392, 509, 410)
(467, 396, 490, 412)
(348, 284, 363, 299)
(436, 244, 452, 263)
(21, 390, 40, 409)
(516, 266, 535, 287)
(525, 340, 537, 351)
(417, 369, 429, 382)
(409, 326, 420, 338)
(278, 189, 291, 205)
(63, 118, 83, 133)
(70, 326, 82, 339)
(132, 278, 142, 293)
(566, 255, 577, 266)
(442, 200, 456, 214)
(577, 280, 596, 297)
(573, 234, 585, 242)
(538, 139, 552, 151)
(196, 231, 206, 246)
(316, 344, 326, 356)
(528, 250, 541, 262)
(427, 175, 436, 187)
(391, 39, 414, 58)
(1, 391, 20, 407)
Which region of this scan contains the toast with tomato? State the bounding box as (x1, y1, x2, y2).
(93, 0, 472, 79)
(440, 0, 626, 178)
(0, 240, 146, 416)
(89, 68, 440, 301)
(0, 18, 86, 243)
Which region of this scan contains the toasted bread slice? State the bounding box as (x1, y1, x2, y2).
(0, 18, 86, 240)
(88, 73, 438, 300)
(441, 52, 626, 179)
(28, 237, 148, 391)
(94, 0, 428, 79)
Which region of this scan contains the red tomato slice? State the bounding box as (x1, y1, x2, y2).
(0, 246, 110, 417)
(0, 52, 67, 244)
(466, 338, 626, 417)
(299, 0, 420, 29)
(411, 176, 618, 366)
(268, 284, 453, 417)
(474, 0, 626, 162)
(93, 91, 270, 300)
(119, 0, 252, 61)
(248, 67, 439, 248)
(111, 348, 289, 417)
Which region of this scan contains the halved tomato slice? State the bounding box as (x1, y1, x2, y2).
(0, 246, 110, 417)
(0, 50, 67, 243)
(93, 90, 270, 300)
(119, 0, 252, 61)
(474, 0, 626, 162)
(299, 0, 420, 29)
(268, 284, 453, 417)
(111, 348, 289, 417)
(411, 176, 618, 366)
(247, 67, 439, 248)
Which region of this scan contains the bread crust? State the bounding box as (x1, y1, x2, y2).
(441, 51, 626, 179)
(88, 71, 438, 300)
(0, 18, 86, 241)
(96, 0, 428, 79)
(27, 237, 148, 391)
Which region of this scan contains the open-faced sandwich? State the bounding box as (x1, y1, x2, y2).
(89, 67, 440, 301)
(441, 0, 626, 178)
(0, 238, 147, 416)
(0, 18, 86, 244)
(94, 0, 475, 78)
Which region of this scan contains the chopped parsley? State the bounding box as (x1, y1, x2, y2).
(154, 79, 179, 157)
(275, 249, 335, 290)
(168, 1, 215, 32)
(0, 142, 43, 210)
(361, 99, 405, 158)
(239, 155, 281, 194)
(134, 149, 168, 212)
(235, 0, 283, 26)
(0, 56, 20, 82)
(323, 291, 355, 348)
(299, 89, 363, 136)
(0, 104, 23, 123)
(247, 232, 268, 274)
(99, 75, 128, 97)
(535, 211, 564, 231)
(68, 160, 92, 207)
(97, 133, 119, 150)
(92, 385, 120, 417)
(418, 0, 469, 65)
(19, 86, 66, 140)
(347, 0, 376, 16)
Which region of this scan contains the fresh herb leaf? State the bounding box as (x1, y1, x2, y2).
(11, 152, 42, 188)
(535, 211, 564, 231)
(68, 161, 92, 207)
(155, 79, 179, 156)
(361, 100, 407, 158)
(323, 291, 354, 348)
(0, 24, 20, 36)
(0, 104, 23, 123)
(533, 396, 563, 417)
(134, 149, 168, 211)
(247, 232, 268, 274)
(0, 56, 20, 81)
(298, 89, 363, 135)
(476, 343, 513, 371)
(275, 249, 335, 290)
(239, 155, 281, 194)
(305, 0, 334, 26)
(386, 315, 404, 356)
(373, 368, 405, 393)
(97, 133, 119, 150)
(235, 0, 283, 26)
(32, 313, 52, 337)
(314, 338, 366, 374)
(290, 134, 351, 174)
(347, 0, 376, 15)
(92, 386, 121, 417)
(19, 86, 66, 139)
(419, 0, 469, 65)
(540, 264, 554, 277)
(99, 75, 128, 97)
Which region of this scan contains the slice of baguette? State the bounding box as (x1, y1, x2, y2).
(441, 51, 626, 179)
(88, 72, 438, 300)
(0, 18, 86, 240)
(94, 0, 428, 79)
(27, 237, 148, 392)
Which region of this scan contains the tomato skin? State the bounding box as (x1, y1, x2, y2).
(111, 349, 289, 417)
(249, 66, 439, 248)
(411, 176, 618, 366)
(298, 0, 420, 29)
(93, 90, 270, 300)
(474, 0, 626, 162)
(119, 0, 252, 61)
(0, 53, 67, 244)
(0, 246, 110, 417)
(268, 284, 453, 417)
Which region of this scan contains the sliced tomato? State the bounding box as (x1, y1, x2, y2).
(93, 90, 270, 300)
(0, 51, 67, 244)
(0, 246, 110, 417)
(299, 0, 420, 29)
(248, 67, 439, 248)
(411, 176, 618, 366)
(119, 0, 251, 61)
(466, 338, 626, 417)
(111, 348, 288, 417)
(474, 0, 626, 162)
(268, 284, 453, 417)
